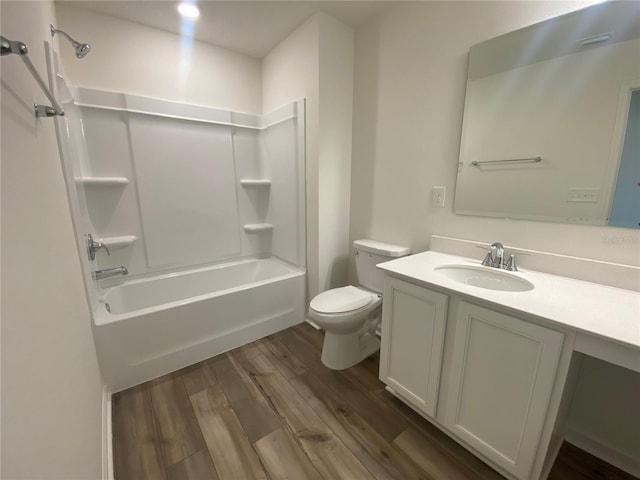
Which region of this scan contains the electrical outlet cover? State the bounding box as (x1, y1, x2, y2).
(432, 186, 446, 207)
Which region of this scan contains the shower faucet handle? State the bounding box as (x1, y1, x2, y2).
(87, 233, 110, 260)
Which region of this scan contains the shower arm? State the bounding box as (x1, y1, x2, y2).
(1, 35, 64, 117)
(50, 25, 79, 49)
(50, 25, 90, 59)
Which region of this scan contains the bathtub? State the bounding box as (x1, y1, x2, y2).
(93, 257, 305, 392)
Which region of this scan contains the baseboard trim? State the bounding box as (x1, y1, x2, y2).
(102, 386, 114, 480)
(304, 317, 321, 330)
(565, 427, 640, 478)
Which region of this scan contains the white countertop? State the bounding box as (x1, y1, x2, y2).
(377, 251, 640, 351)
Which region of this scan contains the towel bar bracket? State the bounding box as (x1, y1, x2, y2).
(34, 104, 59, 117)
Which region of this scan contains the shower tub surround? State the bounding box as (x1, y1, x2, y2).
(55, 82, 306, 391)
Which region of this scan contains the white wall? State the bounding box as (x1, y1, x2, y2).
(263, 12, 354, 299)
(0, 1, 105, 478)
(350, 0, 639, 268)
(55, 4, 262, 114)
(317, 15, 355, 292)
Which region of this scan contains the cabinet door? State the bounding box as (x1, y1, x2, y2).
(379, 277, 448, 418)
(444, 302, 563, 480)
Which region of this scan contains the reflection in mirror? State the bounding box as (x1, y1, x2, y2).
(609, 89, 639, 228)
(455, 2, 640, 228)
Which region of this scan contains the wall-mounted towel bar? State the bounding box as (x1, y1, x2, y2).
(471, 156, 542, 167)
(1, 35, 64, 117)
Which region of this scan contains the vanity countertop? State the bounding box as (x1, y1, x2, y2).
(378, 251, 640, 352)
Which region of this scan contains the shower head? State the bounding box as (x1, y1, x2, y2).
(50, 24, 90, 59)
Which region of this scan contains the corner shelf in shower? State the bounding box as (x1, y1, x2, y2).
(243, 223, 273, 233)
(76, 176, 129, 187)
(94, 235, 137, 249)
(240, 179, 271, 188)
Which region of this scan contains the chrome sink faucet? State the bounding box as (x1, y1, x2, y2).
(480, 242, 504, 268)
(492, 242, 505, 268)
(479, 242, 520, 271)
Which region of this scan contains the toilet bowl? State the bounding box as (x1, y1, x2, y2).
(309, 286, 382, 369)
(308, 239, 410, 370)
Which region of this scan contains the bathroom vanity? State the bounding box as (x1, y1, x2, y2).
(377, 238, 639, 480)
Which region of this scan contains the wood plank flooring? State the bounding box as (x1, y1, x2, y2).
(113, 323, 637, 480)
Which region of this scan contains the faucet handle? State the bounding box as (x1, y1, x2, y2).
(481, 252, 493, 266)
(476, 244, 496, 266)
(87, 233, 110, 260)
(99, 241, 111, 256)
(505, 252, 530, 271)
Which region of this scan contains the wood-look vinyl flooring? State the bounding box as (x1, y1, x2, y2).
(113, 323, 637, 480)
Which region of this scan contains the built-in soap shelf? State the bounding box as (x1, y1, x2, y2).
(241, 180, 271, 233)
(76, 176, 129, 187)
(94, 235, 137, 249)
(243, 223, 273, 233)
(240, 179, 271, 188)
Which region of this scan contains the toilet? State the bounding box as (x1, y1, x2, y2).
(308, 239, 410, 370)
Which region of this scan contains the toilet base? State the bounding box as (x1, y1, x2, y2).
(320, 329, 381, 370)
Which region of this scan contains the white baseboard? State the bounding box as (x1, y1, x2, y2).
(102, 386, 114, 480)
(304, 317, 321, 330)
(565, 427, 640, 478)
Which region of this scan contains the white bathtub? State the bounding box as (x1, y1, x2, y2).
(93, 257, 305, 392)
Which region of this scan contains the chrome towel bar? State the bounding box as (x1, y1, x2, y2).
(471, 156, 542, 167)
(1, 35, 64, 117)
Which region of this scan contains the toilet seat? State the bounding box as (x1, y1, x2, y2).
(310, 285, 375, 314)
(308, 286, 382, 335)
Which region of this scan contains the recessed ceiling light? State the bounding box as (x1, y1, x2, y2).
(178, 3, 199, 18)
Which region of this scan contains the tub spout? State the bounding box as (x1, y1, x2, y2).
(94, 266, 128, 280)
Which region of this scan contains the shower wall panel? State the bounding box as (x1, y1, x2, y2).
(128, 115, 240, 267)
(233, 127, 271, 256)
(79, 108, 147, 276)
(65, 87, 305, 290)
(262, 115, 304, 267)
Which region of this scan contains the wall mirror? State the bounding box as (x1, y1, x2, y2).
(454, 1, 640, 228)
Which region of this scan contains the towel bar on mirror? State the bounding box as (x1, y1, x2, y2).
(471, 156, 542, 167)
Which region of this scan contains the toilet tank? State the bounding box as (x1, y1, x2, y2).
(354, 239, 410, 293)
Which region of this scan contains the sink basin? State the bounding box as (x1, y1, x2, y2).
(434, 264, 534, 292)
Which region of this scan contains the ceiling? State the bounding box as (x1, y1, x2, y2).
(56, 1, 395, 58)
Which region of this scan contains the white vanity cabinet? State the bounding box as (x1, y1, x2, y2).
(442, 301, 564, 479)
(377, 246, 639, 480)
(379, 277, 448, 417)
(379, 277, 568, 480)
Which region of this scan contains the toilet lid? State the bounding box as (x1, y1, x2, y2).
(310, 286, 373, 314)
